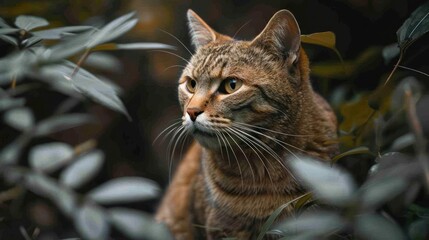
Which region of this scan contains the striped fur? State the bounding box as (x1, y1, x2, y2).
(156, 9, 338, 240)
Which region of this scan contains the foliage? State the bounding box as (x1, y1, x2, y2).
(0, 12, 173, 240)
(257, 2, 429, 239)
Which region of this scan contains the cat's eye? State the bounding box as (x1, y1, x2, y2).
(219, 78, 242, 94)
(186, 78, 197, 93)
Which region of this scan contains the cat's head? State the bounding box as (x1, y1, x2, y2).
(178, 9, 310, 149)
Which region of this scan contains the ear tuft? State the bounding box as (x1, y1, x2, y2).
(187, 9, 218, 49)
(252, 10, 301, 63)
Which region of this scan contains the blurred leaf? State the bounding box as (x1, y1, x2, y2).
(15, 15, 49, 31)
(115, 43, 175, 50)
(88, 177, 159, 204)
(34, 113, 93, 136)
(60, 150, 104, 189)
(47, 30, 96, 61)
(397, 2, 429, 48)
(0, 17, 11, 28)
(109, 208, 173, 240)
(3, 107, 34, 131)
(25, 172, 59, 197)
(360, 177, 407, 210)
(289, 157, 356, 206)
(32, 26, 94, 40)
(391, 77, 422, 111)
(0, 136, 29, 165)
(84, 52, 122, 72)
(331, 146, 372, 163)
(75, 203, 109, 240)
(0, 34, 19, 46)
(22, 36, 41, 48)
(86, 12, 137, 48)
(391, 133, 415, 151)
(355, 214, 406, 240)
(29, 142, 73, 172)
(257, 193, 310, 240)
(301, 31, 342, 62)
(382, 43, 400, 64)
(0, 28, 19, 34)
(70, 65, 130, 119)
(275, 211, 345, 236)
(408, 219, 429, 240)
(0, 97, 25, 111)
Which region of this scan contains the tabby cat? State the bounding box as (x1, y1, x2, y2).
(156, 9, 338, 240)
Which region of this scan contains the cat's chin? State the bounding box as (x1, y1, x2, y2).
(192, 130, 222, 150)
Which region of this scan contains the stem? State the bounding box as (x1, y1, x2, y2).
(11, 74, 17, 89)
(404, 88, 429, 190)
(0, 187, 23, 203)
(70, 48, 90, 79)
(383, 51, 403, 86)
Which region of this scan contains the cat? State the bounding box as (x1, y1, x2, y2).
(155, 9, 338, 240)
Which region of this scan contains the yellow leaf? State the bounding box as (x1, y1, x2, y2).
(301, 31, 336, 49)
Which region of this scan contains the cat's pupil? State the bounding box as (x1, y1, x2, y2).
(229, 79, 236, 89)
(191, 80, 196, 88)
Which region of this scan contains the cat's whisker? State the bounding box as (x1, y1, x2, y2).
(224, 128, 257, 186)
(232, 20, 252, 39)
(151, 49, 194, 66)
(220, 130, 243, 187)
(153, 120, 182, 145)
(167, 125, 186, 182)
(231, 126, 291, 178)
(235, 122, 313, 137)
(159, 29, 194, 56)
(217, 129, 232, 166)
(163, 64, 187, 72)
(227, 127, 274, 185)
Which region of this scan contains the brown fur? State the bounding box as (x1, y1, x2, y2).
(156, 9, 338, 239)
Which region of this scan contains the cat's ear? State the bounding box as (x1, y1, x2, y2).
(187, 9, 228, 49)
(252, 10, 301, 64)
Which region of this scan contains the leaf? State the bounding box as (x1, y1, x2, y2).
(15, 15, 49, 31)
(289, 157, 356, 206)
(0, 97, 25, 111)
(382, 43, 400, 64)
(408, 219, 429, 239)
(47, 30, 97, 61)
(391, 76, 422, 111)
(74, 203, 109, 240)
(301, 32, 336, 49)
(0, 17, 11, 28)
(360, 177, 407, 210)
(32, 26, 94, 40)
(355, 213, 406, 240)
(71, 66, 131, 119)
(391, 133, 415, 151)
(60, 150, 104, 189)
(257, 193, 310, 240)
(88, 177, 159, 204)
(3, 107, 34, 131)
(34, 113, 93, 136)
(29, 142, 74, 172)
(115, 43, 175, 50)
(84, 52, 122, 72)
(397, 1, 429, 48)
(86, 12, 137, 48)
(0, 34, 19, 46)
(331, 146, 373, 163)
(0, 136, 29, 165)
(0, 28, 19, 35)
(275, 211, 345, 236)
(109, 208, 173, 240)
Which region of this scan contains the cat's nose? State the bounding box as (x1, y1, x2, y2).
(187, 107, 203, 122)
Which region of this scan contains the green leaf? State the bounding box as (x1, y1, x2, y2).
(408, 219, 429, 240)
(355, 214, 406, 240)
(0, 34, 19, 46)
(382, 43, 400, 64)
(88, 177, 159, 204)
(109, 208, 173, 240)
(0, 136, 29, 165)
(0, 28, 19, 35)
(275, 211, 345, 236)
(84, 52, 122, 72)
(70, 65, 131, 119)
(257, 193, 310, 240)
(15, 15, 49, 31)
(360, 177, 407, 210)
(3, 107, 34, 131)
(331, 146, 373, 163)
(0, 17, 11, 28)
(289, 157, 356, 206)
(0, 98, 25, 111)
(60, 150, 104, 189)
(391, 133, 415, 151)
(32, 26, 94, 40)
(74, 203, 109, 240)
(397, 1, 429, 48)
(115, 42, 175, 50)
(301, 32, 336, 49)
(29, 142, 74, 172)
(47, 30, 96, 61)
(34, 113, 93, 136)
(86, 12, 137, 48)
